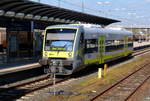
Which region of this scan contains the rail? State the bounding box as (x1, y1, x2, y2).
(90, 62, 150, 101)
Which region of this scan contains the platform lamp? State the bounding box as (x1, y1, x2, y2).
(60, 19, 66, 23)
(41, 16, 48, 21)
(54, 18, 61, 22)
(66, 20, 71, 23)
(48, 17, 54, 22)
(25, 14, 33, 19)
(16, 13, 25, 18)
(34, 15, 41, 20)
(5, 11, 15, 17)
(0, 10, 4, 16)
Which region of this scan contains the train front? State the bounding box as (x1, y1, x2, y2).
(39, 26, 78, 75)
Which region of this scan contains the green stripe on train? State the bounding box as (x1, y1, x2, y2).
(104, 50, 133, 61)
(84, 57, 99, 65)
(84, 50, 133, 65)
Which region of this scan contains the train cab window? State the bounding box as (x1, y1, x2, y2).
(45, 28, 77, 51)
(85, 39, 98, 53)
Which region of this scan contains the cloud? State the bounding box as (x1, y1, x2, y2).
(145, 0, 150, 2)
(97, 1, 111, 5)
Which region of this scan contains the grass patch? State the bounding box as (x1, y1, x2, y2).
(46, 53, 150, 101)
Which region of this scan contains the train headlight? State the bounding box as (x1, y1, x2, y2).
(68, 52, 72, 57)
(44, 52, 48, 57)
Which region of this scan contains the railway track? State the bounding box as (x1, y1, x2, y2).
(133, 47, 150, 56)
(89, 61, 150, 101)
(0, 74, 69, 101)
(0, 47, 150, 101)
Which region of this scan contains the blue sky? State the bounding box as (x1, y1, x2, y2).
(31, 0, 150, 27)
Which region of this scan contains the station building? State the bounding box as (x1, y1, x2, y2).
(0, 0, 118, 64)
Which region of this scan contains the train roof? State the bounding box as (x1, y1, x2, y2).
(46, 24, 132, 35)
(86, 27, 132, 35)
(46, 24, 83, 28)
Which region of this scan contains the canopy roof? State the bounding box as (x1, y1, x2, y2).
(0, 0, 119, 25)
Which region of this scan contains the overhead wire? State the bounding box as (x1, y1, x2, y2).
(52, 0, 101, 13)
(39, 0, 144, 26)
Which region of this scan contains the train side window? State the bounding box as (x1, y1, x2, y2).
(85, 39, 98, 53)
(128, 36, 133, 47)
(105, 40, 124, 52)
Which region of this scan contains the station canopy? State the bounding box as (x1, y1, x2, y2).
(0, 0, 119, 26)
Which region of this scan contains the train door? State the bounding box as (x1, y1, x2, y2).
(75, 31, 84, 68)
(79, 32, 84, 63)
(124, 36, 128, 49)
(98, 36, 105, 64)
(124, 36, 128, 56)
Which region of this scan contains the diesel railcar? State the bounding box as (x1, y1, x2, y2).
(39, 24, 133, 75)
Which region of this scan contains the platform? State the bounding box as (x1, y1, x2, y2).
(134, 41, 150, 48)
(0, 62, 41, 76)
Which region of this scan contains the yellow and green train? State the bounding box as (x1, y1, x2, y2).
(39, 24, 133, 75)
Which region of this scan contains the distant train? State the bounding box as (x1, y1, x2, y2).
(39, 24, 133, 75)
(133, 34, 148, 42)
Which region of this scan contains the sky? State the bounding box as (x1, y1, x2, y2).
(31, 0, 150, 27)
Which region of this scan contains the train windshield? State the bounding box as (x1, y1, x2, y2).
(45, 28, 77, 51)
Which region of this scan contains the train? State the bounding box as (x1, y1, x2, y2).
(39, 24, 133, 75)
(133, 34, 148, 42)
